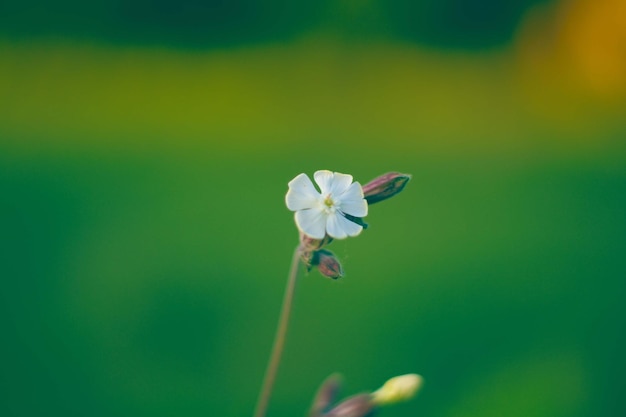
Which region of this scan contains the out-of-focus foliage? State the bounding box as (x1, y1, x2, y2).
(0, 0, 551, 48)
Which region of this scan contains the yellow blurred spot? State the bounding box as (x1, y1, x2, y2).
(371, 373, 423, 405)
(561, 0, 626, 97)
(517, 0, 626, 98)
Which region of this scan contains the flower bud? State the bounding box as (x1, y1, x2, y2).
(309, 374, 342, 417)
(325, 394, 375, 417)
(371, 374, 423, 406)
(312, 249, 343, 279)
(362, 172, 411, 205)
(299, 232, 334, 267)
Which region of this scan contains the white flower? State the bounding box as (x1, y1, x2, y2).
(285, 170, 368, 239)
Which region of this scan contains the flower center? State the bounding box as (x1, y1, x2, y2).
(322, 194, 337, 213)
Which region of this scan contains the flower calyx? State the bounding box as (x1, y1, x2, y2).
(362, 172, 411, 205)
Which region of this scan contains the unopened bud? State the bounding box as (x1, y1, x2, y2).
(362, 172, 411, 205)
(312, 249, 343, 279)
(299, 233, 334, 267)
(326, 394, 375, 417)
(309, 374, 342, 417)
(371, 374, 423, 406)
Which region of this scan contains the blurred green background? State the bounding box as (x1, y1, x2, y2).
(1, 1, 625, 416)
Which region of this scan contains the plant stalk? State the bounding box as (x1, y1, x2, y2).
(254, 247, 302, 417)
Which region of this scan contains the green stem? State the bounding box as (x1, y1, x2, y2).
(254, 247, 302, 417)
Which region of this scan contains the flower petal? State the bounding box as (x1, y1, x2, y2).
(295, 208, 327, 239)
(338, 182, 368, 217)
(286, 173, 320, 211)
(325, 212, 347, 239)
(339, 213, 364, 237)
(328, 172, 353, 196)
(313, 170, 334, 194)
(326, 212, 363, 239)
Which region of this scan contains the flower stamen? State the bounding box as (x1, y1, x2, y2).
(323, 194, 337, 213)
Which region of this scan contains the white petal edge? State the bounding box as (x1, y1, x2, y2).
(339, 213, 364, 237)
(295, 208, 327, 239)
(286, 173, 320, 211)
(338, 182, 368, 217)
(313, 170, 334, 194)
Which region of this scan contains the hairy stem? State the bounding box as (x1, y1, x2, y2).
(254, 247, 302, 417)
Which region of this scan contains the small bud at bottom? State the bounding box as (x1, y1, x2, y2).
(326, 394, 375, 417)
(312, 249, 343, 279)
(309, 374, 343, 417)
(371, 374, 423, 406)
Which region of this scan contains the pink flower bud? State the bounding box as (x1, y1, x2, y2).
(325, 394, 374, 417)
(312, 249, 344, 280)
(309, 374, 342, 417)
(362, 172, 411, 205)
